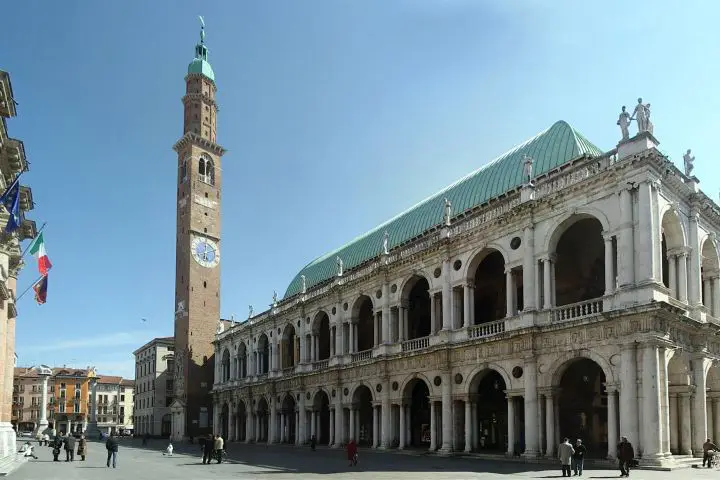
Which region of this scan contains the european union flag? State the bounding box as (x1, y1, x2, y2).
(0, 176, 21, 233)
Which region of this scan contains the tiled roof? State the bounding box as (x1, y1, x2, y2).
(283, 120, 604, 298)
(97, 376, 122, 385)
(120, 379, 134, 387)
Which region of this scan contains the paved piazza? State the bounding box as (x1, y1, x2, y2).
(9, 439, 720, 479)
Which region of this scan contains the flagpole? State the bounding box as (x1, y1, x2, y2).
(19, 222, 47, 260)
(16, 274, 45, 303)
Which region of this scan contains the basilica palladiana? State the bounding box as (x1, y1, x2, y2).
(212, 108, 720, 467)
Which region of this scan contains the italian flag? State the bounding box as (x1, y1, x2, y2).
(28, 232, 52, 276)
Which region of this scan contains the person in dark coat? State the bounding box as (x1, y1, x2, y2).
(572, 439, 587, 476)
(63, 434, 76, 462)
(52, 434, 62, 461)
(77, 434, 87, 461)
(310, 434, 316, 451)
(105, 433, 119, 468)
(202, 434, 214, 464)
(617, 436, 635, 477)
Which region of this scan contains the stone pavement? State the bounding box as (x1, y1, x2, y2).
(10, 439, 720, 479)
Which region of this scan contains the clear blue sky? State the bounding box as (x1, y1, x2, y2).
(4, 1, 718, 378)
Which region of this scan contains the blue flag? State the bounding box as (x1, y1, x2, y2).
(0, 176, 21, 233)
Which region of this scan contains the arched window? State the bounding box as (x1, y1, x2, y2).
(199, 157, 215, 185)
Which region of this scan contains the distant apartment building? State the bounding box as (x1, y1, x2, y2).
(133, 337, 174, 436)
(95, 376, 134, 435)
(12, 367, 134, 435)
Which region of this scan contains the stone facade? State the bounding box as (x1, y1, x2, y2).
(212, 130, 720, 467)
(95, 376, 133, 435)
(133, 336, 174, 436)
(0, 70, 36, 470)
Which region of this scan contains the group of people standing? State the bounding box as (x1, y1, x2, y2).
(199, 434, 225, 464)
(558, 437, 636, 477)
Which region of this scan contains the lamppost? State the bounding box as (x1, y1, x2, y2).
(32, 365, 52, 437)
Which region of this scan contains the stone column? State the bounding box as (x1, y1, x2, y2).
(335, 305, 344, 355)
(464, 399, 472, 453)
(310, 410, 316, 442)
(329, 408, 335, 446)
(298, 394, 306, 445)
(523, 357, 539, 456)
(713, 277, 720, 318)
(669, 394, 678, 454)
(463, 284, 473, 328)
(372, 406, 379, 448)
(85, 378, 100, 438)
(688, 210, 702, 306)
(429, 295, 436, 334)
(403, 307, 409, 338)
(429, 401, 436, 451)
(543, 258, 552, 309)
(545, 392, 555, 457)
(607, 387, 618, 458)
(441, 260, 452, 330)
(604, 234, 614, 295)
(382, 282, 390, 343)
(334, 391, 343, 446)
(440, 375, 452, 452)
(636, 181, 656, 282)
(245, 411, 252, 443)
(704, 278, 713, 309)
(353, 324, 358, 352)
(506, 395, 515, 456)
(679, 393, 692, 455)
(381, 387, 391, 448)
(692, 356, 711, 454)
(714, 397, 720, 447)
(641, 344, 663, 460)
(668, 255, 677, 298)
(269, 398, 277, 443)
(619, 343, 639, 447)
(399, 403, 406, 449)
(522, 224, 536, 310)
(35, 372, 50, 435)
(617, 187, 635, 287)
(678, 252, 689, 303)
(348, 323, 355, 354)
(505, 269, 514, 317)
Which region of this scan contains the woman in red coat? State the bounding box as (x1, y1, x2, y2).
(346, 439, 358, 466)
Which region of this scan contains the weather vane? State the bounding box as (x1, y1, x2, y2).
(199, 15, 205, 44)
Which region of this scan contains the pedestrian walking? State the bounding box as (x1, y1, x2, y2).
(346, 439, 358, 467)
(63, 433, 76, 462)
(77, 434, 87, 461)
(202, 434, 214, 464)
(51, 434, 62, 461)
(558, 437, 574, 477)
(105, 432, 119, 468)
(703, 438, 719, 468)
(310, 434, 316, 451)
(572, 439, 586, 475)
(213, 435, 224, 464)
(617, 436, 634, 477)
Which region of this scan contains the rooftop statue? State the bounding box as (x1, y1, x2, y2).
(336, 256, 344, 277)
(522, 154, 534, 184)
(617, 106, 631, 141)
(630, 98, 652, 134)
(272, 291, 278, 306)
(301, 275, 307, 294)
(216, 320, 224, 335)
(443, 198, 452, 226)
(382, 231, 389, 255)
(684, 149, 695, 177)
(248, 305, 254, 319)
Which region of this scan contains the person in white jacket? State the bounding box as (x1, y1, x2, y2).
(558, 438, 575, 477)
(163, 443, 173, 456)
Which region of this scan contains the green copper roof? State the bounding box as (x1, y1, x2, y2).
(283, 120, 604, 299)
(188, 58, 215, 81)
(187, 18, 214, 81)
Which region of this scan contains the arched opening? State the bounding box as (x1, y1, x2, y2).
(661, 210, 686, 300)
(313, 390, 331, 445)
(257, 334, 270, 375)
(352, 385, 374, 446)
(236, 400, 247, 442)
(557, 358, 607, 456)
(237, 343, 248, 378)
(281, 324, 297, 369)
(312, 312, 331, 362)
(667, 353, 691, 455)
(354, 296, 375, 352)
(257, 397, 269, 442)
(161, 413, 171, 437)
(701, 238, 719, 313)
(469, 370, 508, 452)
(221, 403, 229, 440)
(403, 276, 431, 339)
(199, 157, 215, 185)
(554, 217, 605, 306)
(403, 378, 430, 447)
(281, 395, 296, 444)
(221, 349, 230, 382)
(473, 250, 507, 323)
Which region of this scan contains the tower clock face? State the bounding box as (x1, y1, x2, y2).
(191, 236, 220, 268)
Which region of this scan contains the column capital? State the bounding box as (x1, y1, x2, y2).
(602, 232, 614, 243)
(603, 383, 619, 393)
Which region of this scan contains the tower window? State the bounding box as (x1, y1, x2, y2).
(204, 193, 208, 198)
(204, 228, 207, 233)
(203, 281, 207, 288)
(198, 157, 215, 186)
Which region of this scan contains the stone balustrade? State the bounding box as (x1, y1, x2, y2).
(401, 336, 430, 352)
(550, 298, 603, 323)
(467, 319, 506, 339)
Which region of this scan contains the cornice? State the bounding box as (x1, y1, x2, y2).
(173, 132, 226, 157)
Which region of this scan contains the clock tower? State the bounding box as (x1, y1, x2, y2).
(170, 17, 225, 441)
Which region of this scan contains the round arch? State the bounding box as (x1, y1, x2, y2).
(659, 206, 686, 250)
(311, 387, 332, 406)
(221, 348, 231, 382)
(351, 294, 376, 317)
(311, 310, 330, 332)
(464, 245, 509, 282)
(544, 209, 612, 255)
(464, 364, 513, 395)
(397, 272, 433, 301)
(351, 295, 375, 352)
(546, 350, 616, 388)
(350, 382, 376, 404)
(399, 372, 435, 399)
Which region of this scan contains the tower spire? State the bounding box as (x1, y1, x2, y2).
(199, 15, 205, 45)
(188, 15, 214, 81)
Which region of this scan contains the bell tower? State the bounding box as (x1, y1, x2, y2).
(170, 16, 225, 441)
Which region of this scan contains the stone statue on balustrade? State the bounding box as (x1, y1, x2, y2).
(617, 105, 632, 141)
(630, 97, 653, 134)
(443, 198, 452, 226)
(336, 256, 344, 277)
(683, 149, 695, 177)
(382, 231, 389, 255)
(522, 154, 534, 184)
